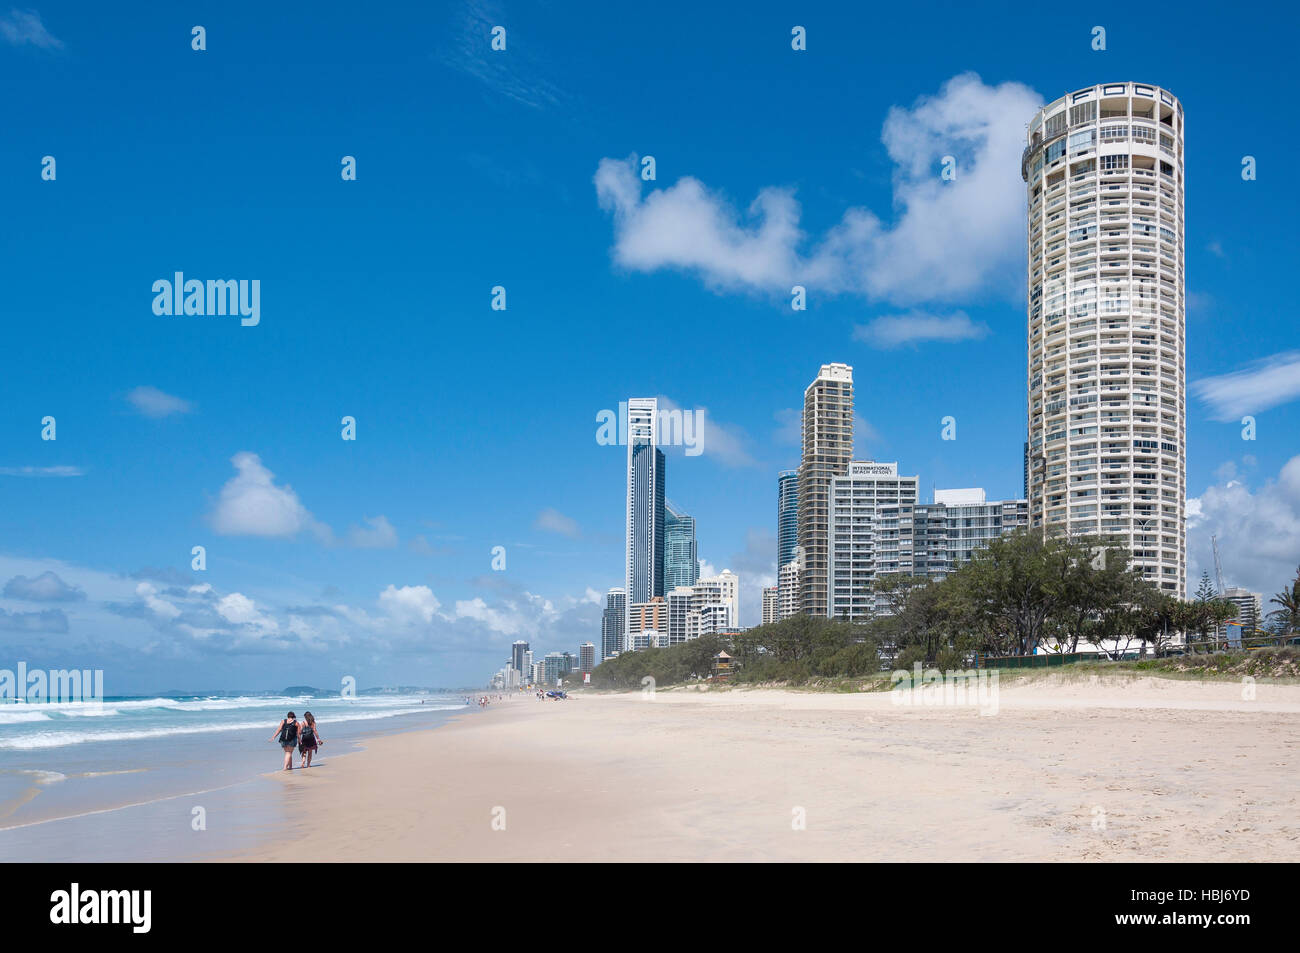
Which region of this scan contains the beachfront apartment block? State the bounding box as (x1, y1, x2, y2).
(1220, 587, 1263, 637)
(664, 570, 741, 646)
(916, 490, 1030, 579)
(627, 596, 667, 651)
(1023, 81, 1186, 597)
(762, 586, 778, 625)
(829, 471, 1029, 620)
(828, 462, 920, 619)
(777, 550, 802, 621)
(798, 363, 854, 618)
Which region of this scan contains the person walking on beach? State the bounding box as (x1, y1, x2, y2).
(270, 711, 299, 771)
(298, 711, 323, 768)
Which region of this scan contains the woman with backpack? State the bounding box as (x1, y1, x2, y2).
(270, 711, 299, 771)
(298, 711, 323, 768)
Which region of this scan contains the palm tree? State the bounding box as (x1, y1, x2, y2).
(1269, 565, 1300, 637)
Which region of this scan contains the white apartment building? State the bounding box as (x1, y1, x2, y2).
(761, 586, 778, 625)
(1221, 587, 1263, 636)
(666, 586, 694, 646)
(777, 549, 802, 620)
(1023, 82, 1186, 597)
(828, 462, 920, 620)
(693, 570, 739, 629)
(798, 363, 854, 616)
(687, 602, 732, 639)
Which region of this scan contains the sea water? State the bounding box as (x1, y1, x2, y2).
(0, 690, 468, 860)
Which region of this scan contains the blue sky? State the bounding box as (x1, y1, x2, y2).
(2, 1, 1298, 692)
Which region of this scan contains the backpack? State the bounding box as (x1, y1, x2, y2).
(279, 721, 297, 745)
(299, 725, 315, 746)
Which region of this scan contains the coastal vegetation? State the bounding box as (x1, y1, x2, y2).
(587, 532, 1300, 689)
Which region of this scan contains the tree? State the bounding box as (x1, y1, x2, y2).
(1269, 565, 1300, 637)
(1194, 571, 1217, 604)
(945, 531, 1075, 656)
(1053, 536, 1150, 654)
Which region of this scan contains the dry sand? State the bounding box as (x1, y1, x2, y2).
(234, 674, 1300, 862)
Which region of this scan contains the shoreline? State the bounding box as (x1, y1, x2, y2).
(223, 675, 1300, 863)
(0, 701, 467, 861)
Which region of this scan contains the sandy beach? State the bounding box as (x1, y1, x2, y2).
(234, 674, 1300, 862)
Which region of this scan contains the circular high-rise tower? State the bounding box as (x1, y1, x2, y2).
(1022, 82, 1185, 597)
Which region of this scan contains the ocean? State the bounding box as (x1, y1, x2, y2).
(0, 690, 469, 861)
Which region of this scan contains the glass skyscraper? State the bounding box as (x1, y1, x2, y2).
(664, 500, 698, 591)
(777, 469, 799, 569)
(625, 398, 665, 648)
(601, 588, 625, 660)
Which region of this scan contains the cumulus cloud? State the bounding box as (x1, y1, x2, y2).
(3, 570, 84, 602)
(209, 452, 329, 540)
(595, 73, 1040, 306)
(1187, 455, 1300, 599)
(655, 395, 755, 467)
(126, 385, 193, 418)
(852, 310, 990, 348)
(379, 584, 441, 625)
(216, 592, 279, 633)
(1191, 351, 1300, 422)
(534, 508, 579, 537)
(135, 582, 181, 620)
(348, 515, 399, 549)
(0, 9, 62, 49)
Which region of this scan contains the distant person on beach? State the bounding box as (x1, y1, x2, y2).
(298, 711, 323, 768)
(270, 711, 299, 771)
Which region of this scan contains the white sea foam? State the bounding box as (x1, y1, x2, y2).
(0, 704, 461, 750)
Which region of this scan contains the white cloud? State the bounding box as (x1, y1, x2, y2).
(209, 452, 329, 540)
(656, 395, 755, 467)
(126, 385, 193, 418)
(348, 515, 399, 549)
(852, 310, 990, 348)
(216, 592, 279, 633)
(135, 582, 180, 620)
(0, 9, 62, 49)
(379, 584, 441, 625)
(595, 73, 1040, 306)
(534, 508, 579, 537)
(453, 596, 521, 635)
(1188, 455, 1300, 600)
(773, 408, 801, 446)
(452, 593, 556, 636)
(1192, 351, 1300, 422)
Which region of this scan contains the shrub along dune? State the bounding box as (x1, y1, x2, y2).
(587, 532, 1300, 691)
